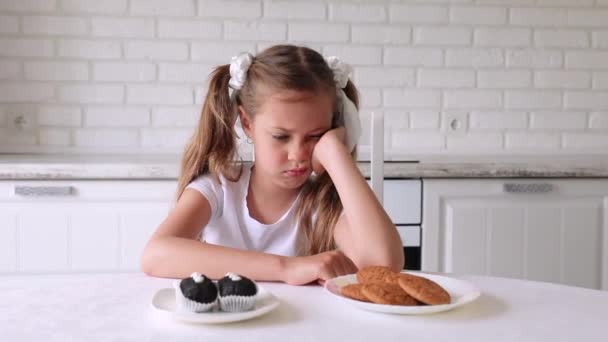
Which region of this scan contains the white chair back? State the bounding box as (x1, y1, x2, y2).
(370, 111, 384, 205)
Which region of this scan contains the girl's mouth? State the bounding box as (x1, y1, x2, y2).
(284, 168, 307, 177)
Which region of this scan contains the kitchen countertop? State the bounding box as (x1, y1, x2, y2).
(1, 272, 606, 341)
(1, 153, 608, 179)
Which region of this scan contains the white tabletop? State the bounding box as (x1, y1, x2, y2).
(1, 272, 607, 341)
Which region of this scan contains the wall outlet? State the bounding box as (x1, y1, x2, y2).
(4, 106, 38, 133)
(441, 111, 468, 136)
(5, 109, 38, 134)
(0, 108, 39, 146)
(14, 114, 31, 131)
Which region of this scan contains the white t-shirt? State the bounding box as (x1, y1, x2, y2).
(185, 164, 306, 257)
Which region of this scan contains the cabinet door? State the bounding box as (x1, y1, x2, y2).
(0, 181, 175, 274)
(422, 179, 608, 290)
(366, 179, 421, 224)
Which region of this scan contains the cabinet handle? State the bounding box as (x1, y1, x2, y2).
(14, 186, 75, 197)
(503, 183, 553, 194)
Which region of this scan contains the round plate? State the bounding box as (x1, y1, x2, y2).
(151, 285, 280, 324)
(324, 271, 481, 315)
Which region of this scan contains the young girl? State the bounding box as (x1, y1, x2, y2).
(141, 44, 404, 285)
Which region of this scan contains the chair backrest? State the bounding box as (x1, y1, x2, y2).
(370, 111, 384, 205)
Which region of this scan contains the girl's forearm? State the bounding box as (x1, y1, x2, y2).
(322, 144, 404, 269)
(141, 236, 287, 281)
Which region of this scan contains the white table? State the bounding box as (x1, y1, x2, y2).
(1, 273, 606, 341)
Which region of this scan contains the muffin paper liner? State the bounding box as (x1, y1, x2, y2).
(219, 294, 257, 312)
(173, 281, 217, 313)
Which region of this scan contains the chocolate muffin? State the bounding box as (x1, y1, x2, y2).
(217, 273, 258, 312)
(174, 272, 218, 312)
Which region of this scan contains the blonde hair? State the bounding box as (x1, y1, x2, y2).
(176, 44, 360, 255)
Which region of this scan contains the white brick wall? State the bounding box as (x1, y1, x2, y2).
(85, 107, 150, 127)
(61, 0, 127, 14)
(470, 111, 528, 130)
(39, 128, 71, 146)
(593, 72, 608, 89)
(22, 16, 88, 36)
(590, 112, 608, 129)
(38, 106, 82, 127)
(331, 3, 387, 23)
(264, 1, 326, 20)
(93, 62, 156, 82)
(200, 0, 261, 19)
(1, 0, 608, 156)
(390, 5, 448, 24)
(91, 18, 155, 38)
(25, 61, 89, 81)
(130, 0, 195, 17)
(418, 69, 475, 88)
(478, 70, 531, 88)
(0, 15, 18, 33)
(59, 85, 124, 104)
(510, 7, 567, 26)
(58, 39, 122, 59)
(450, 7, 507, 25)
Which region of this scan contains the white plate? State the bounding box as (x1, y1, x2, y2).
(151, 285, 280, 324)
(325, 271, 481, 315)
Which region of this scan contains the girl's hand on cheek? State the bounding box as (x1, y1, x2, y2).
(311, 126, 347, 175)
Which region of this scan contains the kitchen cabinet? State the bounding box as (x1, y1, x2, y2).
(422, 179, 608, 290)
(0, 181, 175, 273)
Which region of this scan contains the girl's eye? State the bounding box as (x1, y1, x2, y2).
(272, 135, 289, 141)
(310, 134, 323, 140)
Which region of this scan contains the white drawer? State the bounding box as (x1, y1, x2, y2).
(0, 180, 177, 201)
(397, 226, 421, 247)
(368, 179, 422, 225)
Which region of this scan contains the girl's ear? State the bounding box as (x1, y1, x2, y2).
(238, 105, 253, 137)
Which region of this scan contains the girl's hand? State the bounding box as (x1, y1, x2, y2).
(311, 126, 347, 175)
(281, 250, 358, 286)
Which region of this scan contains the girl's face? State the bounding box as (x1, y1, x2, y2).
(241, 89, 333, 190)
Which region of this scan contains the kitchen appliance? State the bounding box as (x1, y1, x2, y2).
(367, 176, 422, 270)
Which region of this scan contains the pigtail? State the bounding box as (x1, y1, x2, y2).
(342, 81, 359, 116)
(296, 173, 341, 254)
(176, 65, 241, 200)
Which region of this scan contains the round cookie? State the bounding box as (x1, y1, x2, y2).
(361, 283, 417, 306)
(341, 284, 371, 302)
(356, 266, 401, 285)
(397, 273, 451, 305)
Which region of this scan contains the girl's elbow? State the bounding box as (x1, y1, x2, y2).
(382, 248, 405, 272)
(140, 248, 154, 276)
(358, 252, 403, 272)
(140, 241, 163, 276)
(391, 252, 405, 272)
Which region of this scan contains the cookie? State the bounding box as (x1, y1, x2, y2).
(361, 283, 417, 306)
(397, 273, 451, 305)
(341, 284, 371, 302)
(356, 266, 401, 285)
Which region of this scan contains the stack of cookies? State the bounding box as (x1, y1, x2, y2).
(340, 266, 451, 306)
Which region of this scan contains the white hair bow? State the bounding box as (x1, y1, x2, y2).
(324, 56, 361, 153)
(228, 52, 253, 91)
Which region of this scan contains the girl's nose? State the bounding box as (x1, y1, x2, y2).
(288, 141, 310, 162)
